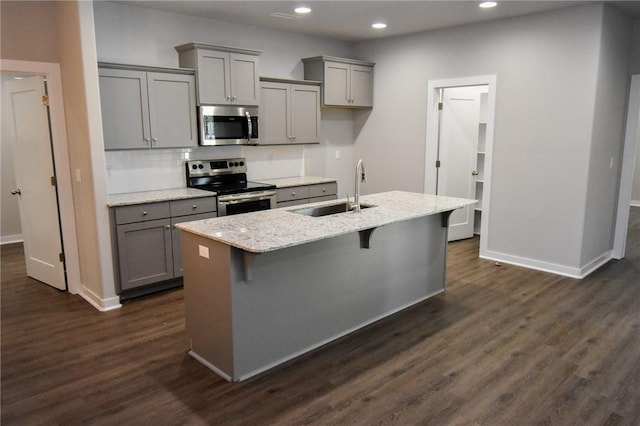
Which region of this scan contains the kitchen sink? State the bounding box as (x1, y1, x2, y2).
(292, 201, 374, 217)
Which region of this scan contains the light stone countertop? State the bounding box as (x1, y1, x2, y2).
(255, 176, 337, 188)
(107, 188, 215, 207)
(176, 191, 476, 253)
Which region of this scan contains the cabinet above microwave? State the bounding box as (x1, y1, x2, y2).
(176, 43, 261, 106)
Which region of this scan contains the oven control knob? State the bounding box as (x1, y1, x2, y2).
(192, 165, 198, 169)
(228, 162, 233, 167)
(235, 162, 240, 167)
(198, 164, 204, 169)
(239, 161, 245, 166)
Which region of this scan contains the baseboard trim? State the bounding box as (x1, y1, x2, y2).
(80, 285, 122, 312)
(480, 249, 614, 279)
(0, 235, 23, 245)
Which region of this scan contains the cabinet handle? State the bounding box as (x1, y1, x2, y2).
(166, 225, 171, 229)
(144, 138, 150, 142)
(472, 170, 479, 176)
(142, 211, 148, 215)
(291, 192, 296, 196)
(192, 204, 198, 209)
(152, 137, 158, 142)
(232, 95, 237, 100)
(292, 135, 296, 140)
(322, 188, 327, 192)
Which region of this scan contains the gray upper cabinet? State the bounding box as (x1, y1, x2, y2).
(99, 64, 197, 150)
(175, 43, 261, 106)
(260, 78, 321, 145)
(302, 56, 375, 108)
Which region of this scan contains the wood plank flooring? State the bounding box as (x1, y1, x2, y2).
(2, 208, 639, 425)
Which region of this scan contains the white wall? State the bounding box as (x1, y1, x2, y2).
(93, 1, 356, 196)
(353, 4, 632, 275)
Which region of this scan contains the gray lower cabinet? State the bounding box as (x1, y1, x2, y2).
(111, 197, 216, 298)
(276, 182, 338, 207)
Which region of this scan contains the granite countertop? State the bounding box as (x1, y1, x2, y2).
(107, 188, 215, 207)
(176, 191, 476, 253)
(255, 176, 337, 188)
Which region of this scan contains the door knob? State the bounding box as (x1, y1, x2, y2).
(471, 170, 479, 176)
(10, 188, 21, 195)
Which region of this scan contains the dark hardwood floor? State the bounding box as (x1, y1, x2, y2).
(2, 208, 639, 425)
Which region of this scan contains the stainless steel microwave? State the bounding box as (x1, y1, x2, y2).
(199, 105, 259, 146)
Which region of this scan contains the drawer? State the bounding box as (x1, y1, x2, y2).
(115, 202, 170, 224)
(170, 197, 217, 217)
(308, 182, 337, 198)
(309, 194, 337, 203)
(276, 185, 310, 202)
(170, 211, 218, 227)
(277, 199, 309, 208)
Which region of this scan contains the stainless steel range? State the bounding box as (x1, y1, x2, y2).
(185, 158, 276, 216)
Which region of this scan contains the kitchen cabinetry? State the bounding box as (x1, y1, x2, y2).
(98, 63, 197, 150)
(260, 78, 321, 145)
(175, 43, 261, 106)
(474, 92, 488, 235)
(276, 182, 338, 207)
(302, 56, 375, 108)
(111, 197, 217, 299)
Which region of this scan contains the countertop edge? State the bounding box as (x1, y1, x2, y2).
(107, 188, 216, 207)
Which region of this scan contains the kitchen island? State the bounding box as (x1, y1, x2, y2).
(176, 191, 475, 381)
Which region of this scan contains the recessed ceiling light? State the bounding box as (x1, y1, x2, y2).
(479, 2, 497, 8)
(294, 6, 311, 14)
(372, 22, 387, 29)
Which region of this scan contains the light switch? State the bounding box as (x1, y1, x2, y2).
(75, 169, 82, 183)
(198, 245, 210, 259)
(335, 150, 340, 160)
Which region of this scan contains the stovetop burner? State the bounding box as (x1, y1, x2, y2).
(185, 158, 276, 195)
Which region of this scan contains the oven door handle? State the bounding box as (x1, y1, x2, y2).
(218, 190, 276, 204)
(246, 111, 252, 143)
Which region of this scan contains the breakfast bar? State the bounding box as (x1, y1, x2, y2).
(176, 191, 475, 381)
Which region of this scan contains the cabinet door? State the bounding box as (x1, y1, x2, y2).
(260, 82, 290, 145)
(291, 85, 320, 144)
(197, 50, 231, 104)
(350, 65, 374, 107)
(171, 212, 218, 277)
(147, 72, 197, 148)
(117, 219, 173, 290)
(323, 61, 350, 106)
(99, 68, 151, 150)
(230, 53, 260, 106)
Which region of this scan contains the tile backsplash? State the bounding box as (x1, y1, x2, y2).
(105, 145, 305, 194)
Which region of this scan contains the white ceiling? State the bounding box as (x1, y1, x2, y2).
(114, 0, 640, 42)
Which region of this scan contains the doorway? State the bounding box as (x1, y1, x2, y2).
(425, 76, 497, 250)
(3, 74, 66, 290)
(1, 60, 80, 294)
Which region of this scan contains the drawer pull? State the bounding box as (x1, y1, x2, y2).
(291, 192, 296, 196)
(192, 204, 198, 209)
(142, 211, 148, 216)
(322, 188, 327, 192)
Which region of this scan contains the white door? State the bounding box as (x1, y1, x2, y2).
(5, 75, 66, 290)
(438, 86, 482, 241)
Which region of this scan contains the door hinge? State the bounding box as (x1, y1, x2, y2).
(50, 176, 57, 187)
(438, 102, 443, 110)
(42, 95, 49, 106)
(59, 252, 65, 263)
(436, 160, 441, 168)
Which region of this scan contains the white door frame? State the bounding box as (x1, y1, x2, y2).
(425, 75, 497, 257)
(1, 59, 81, 295)
(613, 74, 640, 259)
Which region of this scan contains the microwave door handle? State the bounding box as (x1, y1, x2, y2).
(246, 111, 252, 143)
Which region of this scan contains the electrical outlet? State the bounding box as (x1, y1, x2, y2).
(198, 245, 210, 259)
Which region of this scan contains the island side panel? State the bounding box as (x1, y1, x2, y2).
(229, 213, 448, 380)
(181, 232, 234, 379)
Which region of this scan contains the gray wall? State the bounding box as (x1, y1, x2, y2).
(353, 4, 633, 272)
(582, 5, 633, 265)
(1, 74, 22, 243)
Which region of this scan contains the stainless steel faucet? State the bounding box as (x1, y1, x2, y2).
(353, 159, 367, 213)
